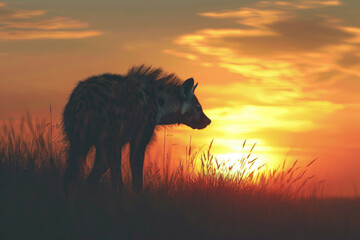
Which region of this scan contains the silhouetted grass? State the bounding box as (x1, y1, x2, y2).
(0, 114, 359, 240)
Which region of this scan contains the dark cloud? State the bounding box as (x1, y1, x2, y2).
(305, 72, 360, 104)
(0, 7, 13, 19)
(213, 18, 355, 55)
(337, 53, 360, 67)
(311, 70, 341, 83)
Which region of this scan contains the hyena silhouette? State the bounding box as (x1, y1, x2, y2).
(63, 65, 211, 193)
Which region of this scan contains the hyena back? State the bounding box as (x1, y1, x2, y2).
(63, 65, 211, 193)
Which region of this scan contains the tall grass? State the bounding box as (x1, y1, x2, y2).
(0, 113, 322, 199)
(0, 113, 65, 168)
(1, 114, 359, 240)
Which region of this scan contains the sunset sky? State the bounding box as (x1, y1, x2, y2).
(1, 0, 360, 196)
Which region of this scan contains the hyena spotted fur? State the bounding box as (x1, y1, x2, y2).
(63, 65, 211, 193)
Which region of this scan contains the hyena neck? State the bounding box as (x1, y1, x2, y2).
(156, 85, 182, 125)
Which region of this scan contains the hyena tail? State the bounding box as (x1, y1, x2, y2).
(62, 101, 91, 195)
(63, 141, 90, 195)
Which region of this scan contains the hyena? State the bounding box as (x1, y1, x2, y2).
(63, 65, 211, 193)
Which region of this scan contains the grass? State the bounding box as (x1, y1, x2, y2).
(0, 114, 359, 240)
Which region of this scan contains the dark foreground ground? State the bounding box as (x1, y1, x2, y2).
(0, 161, 359, 240)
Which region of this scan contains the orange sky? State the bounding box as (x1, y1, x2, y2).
(1, 0, 360, 196)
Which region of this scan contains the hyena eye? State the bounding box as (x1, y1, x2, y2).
(195, 104, 201, 111)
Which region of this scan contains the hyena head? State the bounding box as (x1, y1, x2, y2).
(178, 78, 211, 129)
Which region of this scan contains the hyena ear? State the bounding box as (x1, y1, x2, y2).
(180, 78, 194, 99)
(193, 82, 198, 93)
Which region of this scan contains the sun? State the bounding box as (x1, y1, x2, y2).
(211, 152, 265, 177)
(201, 138, 281, 177)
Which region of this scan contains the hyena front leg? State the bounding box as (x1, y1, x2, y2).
(109, 141, 124, 191)
(130, 129, 154, 193)
(87, 144, 109, 191)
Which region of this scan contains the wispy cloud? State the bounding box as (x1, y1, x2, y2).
(0, 30, 101, 40)
(163, 49, 198, 61)
(0, 2, 102, 40)
(0, 17, 90, 30)
(199, 8, 291, 28)
(257, 0, 342, 9)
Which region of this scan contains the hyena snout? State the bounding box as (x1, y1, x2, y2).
(197, 113, 211, 129)
(188, 112, 211, 129)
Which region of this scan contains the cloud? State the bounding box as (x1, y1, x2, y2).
(0, 30, 101, 40)
(8, 9, 46, 19)
(263, 19, 353, 52)
(178, 17, 355, 56)
(339, 26, 360, 43)
(0, 3, 102, 40)
(199, 8, 291, 28)
(0, 17, 89, 30)
(163, 49, 198, 61)
(337, 53, 360, 67)
(199, 1, 342, 28)
(0, 3, 46, 20)
(290, 0, 342, 9)
(257, 0, 342, 9)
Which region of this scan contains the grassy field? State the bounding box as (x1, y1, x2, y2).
(0, 114, 359, 240)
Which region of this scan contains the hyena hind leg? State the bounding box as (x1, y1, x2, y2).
(108, 142, 123, 192)
(63, 143, 90, 195)
(87, 144, 109, 191)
